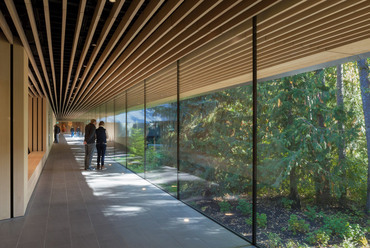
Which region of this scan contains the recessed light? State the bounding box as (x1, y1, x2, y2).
(184, 218, 189, 222)
(109, 0, 116, 2)
(92, 43, 97, 47)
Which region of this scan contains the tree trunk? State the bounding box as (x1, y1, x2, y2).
(336, 64, 347, 202)
(357, 59, 370, 214)
(286, 79, 301, 209)
(289, 165, 301, 209)
(315, 69, 331, 205)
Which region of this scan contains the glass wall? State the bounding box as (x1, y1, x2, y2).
(82, 5, 370, 247)
(127, 82, 145, 176)
(114, 94, 127, 166)
(145, 63, 178, 197)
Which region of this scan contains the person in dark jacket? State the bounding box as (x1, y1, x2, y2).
(84, 119, 96, 171)
(54, 124, 60, 143)
(70, 126, 75, 137)
(96, 121, 107, 170)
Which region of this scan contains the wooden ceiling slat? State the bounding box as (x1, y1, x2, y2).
(62, 0, 87, 112)
(4, 0, 56, 113)
(24, 0, 56, 111)
(83, 0, 184, 103)
(76, 0, 259, 112)
(259, 18, 370, 61)
(78, 0, 280, 112)
(64, 0, 106, 114)
(0, 10, 13, 44)
(259, 0, 362, 42)
(67, 0, 146, 114)
(259, 5, 370, 54)
(66, 0, 126, 115)
(60, 0, 67, 114)
(43, 0, 57, 111)
(28, 79, 38, 97)
(28, 71, 43, 97)
(76, 0, 202, 110)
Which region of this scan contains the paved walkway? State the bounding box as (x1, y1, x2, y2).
(0, 135, 252, 248)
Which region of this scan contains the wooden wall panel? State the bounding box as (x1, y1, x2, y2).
(0, 34, 11, 220)
(13, 39, 28, 217)
(32, 98, 37, 151)
(37, 98, 42, 151)
(28, 96, 32, 152)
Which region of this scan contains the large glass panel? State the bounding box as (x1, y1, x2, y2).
(257, 62, 370, 247)
(179, 19, 253, 241)
(114, 94, 127, 166)
(127, 82, 145, 176)
(256, 2, 370, 247)
(145, 63, 178, 197)
(106, 101, 115, 160)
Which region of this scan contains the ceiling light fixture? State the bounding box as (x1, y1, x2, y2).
(109, 0, 116, 2)
(91, 43, 97, 47)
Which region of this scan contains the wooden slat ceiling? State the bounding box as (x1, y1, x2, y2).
(0, 0, 369, 120)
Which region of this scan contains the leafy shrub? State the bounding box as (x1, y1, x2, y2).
(218, 201, 231, 212)
(304, 205, 325, 222)
(344, 224, 368, 247)
(323, 214, 349, 238)
(288, 214, 310, 235)
(285, 240, 309, 248)
(281, 197, 293, 210)
(245, 213, 267, 228)
(266, 232, 283, 248)
(305, 206, 317, 221)
(306, 229, 331, 246)
(236, 199, 252, 215)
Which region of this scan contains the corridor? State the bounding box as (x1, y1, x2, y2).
(0, 135, 252, 248)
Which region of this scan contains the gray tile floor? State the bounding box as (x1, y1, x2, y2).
(0, 135, 253, 248)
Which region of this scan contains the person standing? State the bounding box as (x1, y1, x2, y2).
(84, 119, 96, 171)
(54, 124, 60, 143)
(96, 121, 107, 170)
(76, 126, 81, 137)
(70, 126, 75, 137)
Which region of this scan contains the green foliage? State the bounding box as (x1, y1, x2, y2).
(281, 197, 293, 209)
(304, 206, 324, 221)
(266, 232, 283, 248)
(129, 127, 144, 156)
(343, 224, 368, 247)
(245, 213, 267, 228)
(218, 201, 231, 213)
(306, 229, 331, 246)
(288, 214, 310, 235)
(322, 214, 350, 238)
(236, 199, 252, 215)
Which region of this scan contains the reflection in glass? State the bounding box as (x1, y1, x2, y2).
(127, 83, 145, 176)
(114, 96, 127, 166)
(179, 86, 253, 241)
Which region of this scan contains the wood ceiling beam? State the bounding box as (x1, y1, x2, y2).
(71, 0, 234, 113)
(62, 0, 87, 114)
(43, 0, 57, 111)
(64, 0, 125, 114)
(24, 0, 57, 111)
(4, 0, 56, 113)
(77, 0, 279, 112)
(66, 0, 145, 114)
(64, 0, 106, 114)
(0, 10, 13, 44)
(28, 70, 43, 97)
(28, 79, 38, 97)
(72, 0, 184, 112)
(60, 0, 67, 113)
